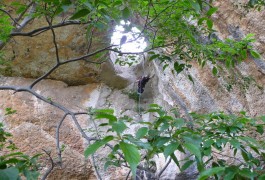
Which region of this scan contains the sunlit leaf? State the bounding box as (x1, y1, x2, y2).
(164, 142, 179, 159)
(197, 167, 225, 180)
(0, 167, 19, 180)
(122, 7, 131, 20)
(250, 50, 261, 58)
(70, 9, 90, 19)
(207, 7, 218, 16)
(120, 141, 140, 178)
(136, 127, 148, 139)
(84, 136, 114, 157)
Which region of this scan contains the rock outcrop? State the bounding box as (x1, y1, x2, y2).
(0, 0, 264, 179)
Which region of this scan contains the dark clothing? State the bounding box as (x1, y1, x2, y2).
(138, 76, 150, 94)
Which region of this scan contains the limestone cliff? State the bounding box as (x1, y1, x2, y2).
(0, 1, 264, 179)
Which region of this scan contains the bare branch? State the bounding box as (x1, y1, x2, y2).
(15, 2, 34, 23)
(157, 158, 171, 178)
(45, 16, 60, 64)
(17, 2, 36, 30)
(41, 149, 55, 180)
(11, 20, 89, 37)
(0, 86, 71, 113)
(212, 150, 244, 164)
(60, 45, 115, 65)
(29, 44, 115, 89)
(56, 113, 68, 167)
(125, 170, 131, 180)
(30, 64, 60, 89)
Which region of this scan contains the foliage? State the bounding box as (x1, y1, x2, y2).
(0, 109, 40, 180)
(1, 0, 261, 75)
(0, 12, 13, 43)
(246, 0, 265, 10)
(85, 105, 265, 179)
(0, 0, 264, 179)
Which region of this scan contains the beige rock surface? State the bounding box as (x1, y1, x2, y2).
(0, 0, 265, 179)
(0, 77, 99, 179)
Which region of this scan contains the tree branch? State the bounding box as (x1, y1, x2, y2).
(0, 2, 36, 50)
(157, 158, 171, 178)
(0, 8, 21, 27)
(56, 113, 68, 167)
(45, 16, 60, 64)
(41, 149, 55, 180)
(10, 20, 89, 37)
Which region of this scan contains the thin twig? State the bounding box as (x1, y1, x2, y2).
(11, 20, 89, 37)
(56, 113, 68, 166)
(30, 64, 60, 89)
(125, 170, 131, 180)
(212, 150, 245, 164)
(29, 44, 115, 88)
(0, 3, 36, 50)
(157, 158, 171, 178)
(41, 149, 55, 180)
(45, 16, 60, 64)
(15, 2, 34, 23)
(0, 8, 21, 27)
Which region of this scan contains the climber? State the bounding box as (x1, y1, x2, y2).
(137, 75, 151, 94)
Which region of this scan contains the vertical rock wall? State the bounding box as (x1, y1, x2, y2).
(0, 1, 264, 179)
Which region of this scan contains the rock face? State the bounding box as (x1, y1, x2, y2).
(0, 1, 265, 180)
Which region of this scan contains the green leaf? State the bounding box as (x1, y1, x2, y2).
(164, 142, 179, 159)
(198, 17, 207, 25)
(239, 168, 258, 178)
(212, 66, 218, 76)
(84, 136, 114, 157)
(224, 168, 237, 180)
(120, 141, 140, 178)
(0, 167, 19, 180)
(240, 49, 247, 59)
(136, 127, 148, 139)
(155, 137, 170, 147)
(94, 109, 114, 114)
(174, 62, 185, 73)
(70, 9, 90, 19)
(245, 33, 255, 40)
(174, 118, 185, 128)
(256, 125, 264, 135)
(170, 153, 180, 168)
(180, 160, 194, 171)
(204, 139, 214, 148)
(258, 174, 265, 180)
(241, 149, 249, 162)
(188, 75, 194, 84)
(206, 19, 213, 29)
(112, 121, 127, 134)
(163, 64, 169, 71)
(197, 167, 225, 180)
(122, 7, 131, 20)
(190, 1, 201, 13)
(230, 139, 240, 149)
(95, 113, 117, 123)
(183, 143, 201, 161)
(207, 7, 218, 16)
(250, 50, 261, 58)
(149, 54, 160, 61)
(260, 116, 265, 123)
(126, 138, 152, 150)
